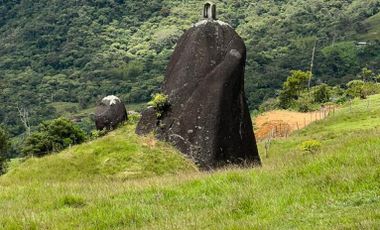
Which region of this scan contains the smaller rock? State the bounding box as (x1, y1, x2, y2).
(135, 107, 157, 135)
(95, 95, 128, 131)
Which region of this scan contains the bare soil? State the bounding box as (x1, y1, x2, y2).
(254, 108, 335, 141)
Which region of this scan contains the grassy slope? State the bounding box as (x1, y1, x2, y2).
(1, 96, 380, 229)
(358, 12, 380, 40)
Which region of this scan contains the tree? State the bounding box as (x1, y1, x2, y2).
(16, 105, 31, 136)
(22, 118, 87, 157)
(279, 70, 311, 108)
(0, 127, 10, 174)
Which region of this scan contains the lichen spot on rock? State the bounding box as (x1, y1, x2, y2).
(230, 49, 242, 59)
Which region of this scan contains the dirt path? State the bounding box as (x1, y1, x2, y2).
(254, 108, 335, 141)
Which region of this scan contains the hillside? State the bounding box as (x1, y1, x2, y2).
(2, 125, 196, 182)
(1, 95, 379, 229)
(358, 11, 380, 40)
(1, 0, 380, 136)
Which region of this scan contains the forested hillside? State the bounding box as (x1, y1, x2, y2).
(1, 0, 380, 136)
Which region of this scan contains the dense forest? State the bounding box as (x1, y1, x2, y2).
(1, 0, 380, 137)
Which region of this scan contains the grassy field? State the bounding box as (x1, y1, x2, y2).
(357, 12, 380, 40)
(1, 95, 380, 229)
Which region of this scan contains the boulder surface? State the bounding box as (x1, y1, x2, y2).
(136, 20, 261, 169)
(95, 95, 128, 130)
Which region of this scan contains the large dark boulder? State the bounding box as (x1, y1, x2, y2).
(136, 18, 261, 169)
(95, 95, 128, 130)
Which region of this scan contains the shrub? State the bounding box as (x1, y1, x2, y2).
(148, 93, 170, 118)
(259, 98, 279, 112)
(300, 140, 322, 154)
(22, 118, 87, 157)
(346, 80, 366, 99)
(127, 112, 142, 123)
(363, 82, 380, 96)
(0, 127, 10, 174)
(312, 84, 331, 103)
(90, 129, 108, 140)
(294, 93, 317, 112)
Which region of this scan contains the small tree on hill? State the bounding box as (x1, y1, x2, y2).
(279, 70, 311, 108)
(22, 118, 87, 157)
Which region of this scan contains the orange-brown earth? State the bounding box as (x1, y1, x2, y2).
(254, 107, 335, 141)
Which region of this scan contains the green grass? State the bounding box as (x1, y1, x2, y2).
(1, 96, 380, 229)
(358, 12, 380, 40)
(3, 125, 196, 183)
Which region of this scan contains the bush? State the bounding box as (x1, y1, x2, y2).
(90, 129, 108, 140)
(300, 140, 322, 154)
(0, 127, 10, 174)
(346, 80, 366, 99)
(259, 98, 279, 112)
(148, 93, 170, 118)
(22, 118, 87, 157)
(293, 93, 317, 112)
(363, 82, 380, 96)
(312, 84, 331, 103)
(127, 112, 142, 124)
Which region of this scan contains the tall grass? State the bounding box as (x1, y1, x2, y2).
(1, 96, 380, 229)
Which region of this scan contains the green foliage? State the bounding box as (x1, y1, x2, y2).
(300, 140, 322, 154)
(89, 129, 108, 140)
(148, 93, 170, 118)
(346, 80, 367, 99)
(22, 118, 86, 157)
(279, 70, 311, 108)
(259, 98, 280, 112)
(1, 0, 380, 139)
(0, 127, 9, 157)
(127, 112, 142, 124)
(359, 67, 375, 82)
(0, 127, 10, 174)
(312, 84, 331, 103)
(294, 93, 318, 112)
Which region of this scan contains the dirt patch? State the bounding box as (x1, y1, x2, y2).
(254, 107, 335, 141)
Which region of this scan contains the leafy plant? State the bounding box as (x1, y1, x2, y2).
(300, 140, 322, 154)
(148, 93, 170, 118)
